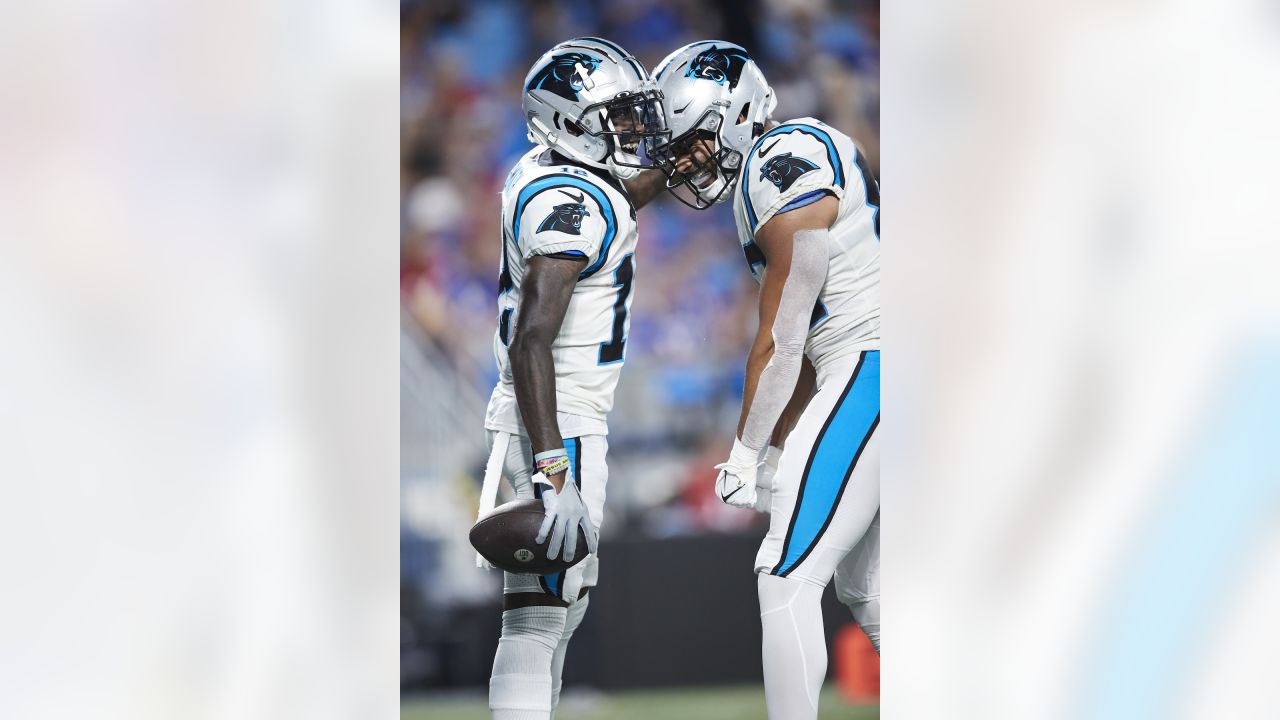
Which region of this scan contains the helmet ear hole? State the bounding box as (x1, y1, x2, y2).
(737, 102, 751, 124)
(564, 120, 584, 137)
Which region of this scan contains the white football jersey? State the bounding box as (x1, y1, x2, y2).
(484, 148, 639, 437)
(732, 117, 880, 366)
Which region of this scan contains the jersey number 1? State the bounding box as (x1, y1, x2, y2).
(598, 254, 634, 364)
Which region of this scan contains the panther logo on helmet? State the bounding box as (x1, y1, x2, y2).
(537, 191, 591, 235)
(759, 152, 820, 192)
(526, 52, 603, 101)
(684, 45, 750, 90)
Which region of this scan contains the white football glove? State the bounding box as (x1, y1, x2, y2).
(753, 445, 782, 514)
(714, 438, 762, 510)
(534, 473, 598, 563)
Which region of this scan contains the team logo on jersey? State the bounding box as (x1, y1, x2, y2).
(684, 46, 749, 90)
(526, 52, 603, 101)
(759, 152, 820, 192)
(536, 190, 591, 234)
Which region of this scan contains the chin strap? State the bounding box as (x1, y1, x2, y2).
(696, 174, 731, 205)
(607, 157, 642, 180)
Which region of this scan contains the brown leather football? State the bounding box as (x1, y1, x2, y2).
(469, 498, 589, 575)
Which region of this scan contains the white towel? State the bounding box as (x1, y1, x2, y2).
(475, 430, 511, 569)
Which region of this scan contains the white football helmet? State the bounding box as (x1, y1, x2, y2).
(523, 37, 670, 180)
(652, 41, 776, 208)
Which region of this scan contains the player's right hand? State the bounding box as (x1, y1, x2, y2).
(714, 438, 762, 510)
(533, 473, 598, 562)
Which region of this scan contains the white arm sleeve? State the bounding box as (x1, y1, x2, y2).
(739, 228, 830, 451)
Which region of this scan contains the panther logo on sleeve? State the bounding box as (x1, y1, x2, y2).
(759, 152, 820, 192)
(684, 45, 750, 90)
(526, 52, 603, 101)
(536, 190, 591, 235)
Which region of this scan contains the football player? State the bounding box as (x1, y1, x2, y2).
(476, 38, 669, 720)
(652, 41, 881, 720)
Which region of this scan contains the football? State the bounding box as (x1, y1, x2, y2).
(469, 498, 589, 575)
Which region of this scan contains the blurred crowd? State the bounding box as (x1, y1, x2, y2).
(400, 0, 879, 537)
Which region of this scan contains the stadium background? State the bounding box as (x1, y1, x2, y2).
(401, 0, 879, 716)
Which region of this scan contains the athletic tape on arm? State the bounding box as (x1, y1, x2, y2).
(740, 228, 829, 451)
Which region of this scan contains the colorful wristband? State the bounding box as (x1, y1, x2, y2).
(534, 449, 570, 477)
(536, 457, 571, 477)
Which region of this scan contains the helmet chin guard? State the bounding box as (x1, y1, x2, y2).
(522, 38, 670, 179)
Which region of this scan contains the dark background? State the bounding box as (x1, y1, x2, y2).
(406, 534, 860, 689)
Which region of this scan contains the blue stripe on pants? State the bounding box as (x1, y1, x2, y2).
(773, 351, 879, 577)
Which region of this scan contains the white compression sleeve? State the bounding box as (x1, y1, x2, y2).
(759, 573, 828, 720)
(739, 228, 830, 451)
